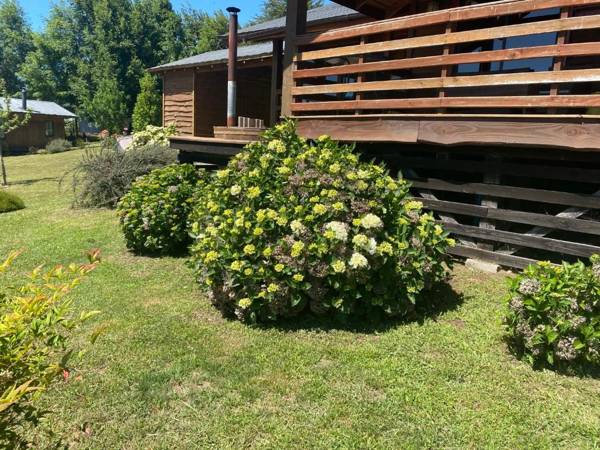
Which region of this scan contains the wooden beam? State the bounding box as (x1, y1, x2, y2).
(297, 15, 600, 61)
(297, 0, 600, 45)
(410, 178, 600, 209)
(291, 95, 600, 112)
(292, 68, 600, 96)
(420, 198, 600, 235)
(443, 222, 600, 258)
(293, 43, 600, 80)
(270, 39, 283, 125)
(449, 245, 540, 269)
(281, 0, 307, 117)
(296, 116, 600, 151)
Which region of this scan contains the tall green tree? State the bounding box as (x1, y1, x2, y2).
(132, 73, 161, 131)
(18, 4, 82, 110)
(250, 0, 324, 24)
(131, 0, 184, 68)
(180, 9, 228, 57)
(0, 0, 33, 93)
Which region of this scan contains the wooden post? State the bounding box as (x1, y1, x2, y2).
(438, 22, 455, 113)
(478, 155, 501, 251)
(226, 7, 240, 128)
(270, 39, 283, 125)
(549, 7, 571, 113)
(355, 36, 366, 115)
(281, 0, 307, 117)
(0, 141, 7, 186)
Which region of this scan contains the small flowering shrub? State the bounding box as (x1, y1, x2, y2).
(0, 250, 102, 447)
(117, 164, 208, 255)
(505, 256, 600, 367)
(189, 120, 452, 323)
(130, 124, 177, 149)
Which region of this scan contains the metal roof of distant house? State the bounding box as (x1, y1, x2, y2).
(149, 41, 273, 72)
(8, 98, 77, 118)
(237, 4, 364, 40)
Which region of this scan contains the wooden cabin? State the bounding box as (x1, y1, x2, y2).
(4, 97, 76, 154)
(162, 0, 600, 270)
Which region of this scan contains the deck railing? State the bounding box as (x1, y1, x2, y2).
(290, 0, 600, 116)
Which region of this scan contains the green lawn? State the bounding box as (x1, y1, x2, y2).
(2, 150, 599, 449)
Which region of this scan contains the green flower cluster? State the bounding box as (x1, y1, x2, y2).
(117, 164, 207, 255)
(189, 120, 452, 323)
(505, 255, 600, 367)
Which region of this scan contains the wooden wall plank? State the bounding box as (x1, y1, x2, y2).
(449, 245, 540, 269)
(293, 68, 600, 96)
(294, 43, 600, 80)
(291, 95, 600, 112)
(412, 178, 600, 209)
(297, 15, 600, 61)
(297, 0, 600, 45)
(443, 222, 600, 257)
(420, 198, 600, 235)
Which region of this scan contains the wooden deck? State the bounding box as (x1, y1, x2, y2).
(170, 135, 250, 166)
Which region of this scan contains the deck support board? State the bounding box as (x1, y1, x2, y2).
(296, 116, 600, 152)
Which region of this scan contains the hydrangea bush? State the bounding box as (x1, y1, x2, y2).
(189, 120, 452, 323)
(117, 164, 208, 255)
(131, 124, 177, 149)
(505, 255, 600, 367)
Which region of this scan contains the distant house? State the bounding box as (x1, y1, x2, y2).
(5, 96, 77, 153)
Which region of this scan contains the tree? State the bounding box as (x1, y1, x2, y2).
(0, 79, 30, 186)
(0, 0, 33, 93)
(132, 73, 162, 131)
(250, 0, 324, 24)
(180, 9, 228, 57)
(18, 4, 81, 110)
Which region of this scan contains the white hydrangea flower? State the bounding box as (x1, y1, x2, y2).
(230, 185, 242, 196)
(365, 238, 377, 255)
(324, 221, 348, 242)
(360, 213, 383, 230)
(290, 219, 307, 235)
(349, 252, 369, 269)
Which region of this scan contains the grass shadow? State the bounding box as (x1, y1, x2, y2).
(9, 176, 59, 186)
(258, 281, 465, 334)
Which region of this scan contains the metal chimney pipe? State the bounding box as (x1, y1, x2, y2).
(226, 6, 240, 128)
(21, 87, 27, 110)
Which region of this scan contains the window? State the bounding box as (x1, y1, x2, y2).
(45, 121, 54, 137)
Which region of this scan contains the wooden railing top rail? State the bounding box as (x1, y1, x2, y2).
(296, 0, 600, 46)
(296, 14, 600, 61)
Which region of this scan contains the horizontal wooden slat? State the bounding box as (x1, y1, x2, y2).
(297, 15, 600, 61)
(291, 95, 600, 112)
(449, 244, 540, 269)
(293, 68, 600, 96)
(393, 156, 600, 184)
(420, 198, 600, 235)
(442, 222, 600, 257)
(294, 43, 600, 80)
(297, 0, 600, 45)
(410, 178, 600, 209)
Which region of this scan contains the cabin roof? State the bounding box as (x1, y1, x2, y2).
(8, 98, 77, 118)
(149, 42, 273, 73)
(237, 4, 364, 41)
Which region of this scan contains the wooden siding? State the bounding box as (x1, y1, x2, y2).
(195, 71, 227, 137)
(163, 70, 194, 135)
(5, 115, 66, 151)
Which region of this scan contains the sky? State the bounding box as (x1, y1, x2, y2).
(19, 0, 265, 31)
